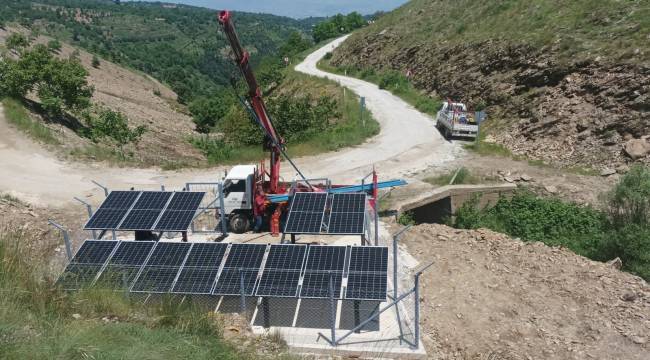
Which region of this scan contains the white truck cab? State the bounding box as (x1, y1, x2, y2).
(220, 165, 257, 233)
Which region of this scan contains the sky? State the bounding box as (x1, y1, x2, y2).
(153, 0, 409, 19)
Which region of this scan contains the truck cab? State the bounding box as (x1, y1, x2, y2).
(220, 165, 257, 233)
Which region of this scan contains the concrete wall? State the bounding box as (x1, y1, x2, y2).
(397, 184, 516, 224)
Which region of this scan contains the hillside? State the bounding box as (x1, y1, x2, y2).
(0, 27, 203, 166)
(330, 0, 650, 170)
(0, 0, 310, 103)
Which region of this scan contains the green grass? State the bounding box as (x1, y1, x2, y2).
(0, 227, 264, 360)
(463, 140, 512, 157)
(317, 59, 441, 118)
(2, 98, 59, 145)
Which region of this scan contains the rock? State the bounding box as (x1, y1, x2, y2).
(600, 168, 616, 177)
(504, 176, 516, 183)
(520, 174, 532, 182)
(624, 138, 650, 160)
(484, 134, 497, 143)
(72, 313, 82, 320)
(631, 336, 646, 345)
(616, 165, 630, 174)
(607, 257, 622, 270)
(621, 291, 637, 302)
(544, 185, 559, 194)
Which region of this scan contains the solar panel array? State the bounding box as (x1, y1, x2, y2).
(58, 240, 387, 301)
(284, 192, 367, 235)
(84, 191, 205, 232)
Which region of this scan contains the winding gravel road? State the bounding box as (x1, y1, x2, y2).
(0, 36, 460, 207)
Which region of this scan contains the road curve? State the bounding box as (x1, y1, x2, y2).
(292, 36, 460, 182)
(0, 36, 460, 207)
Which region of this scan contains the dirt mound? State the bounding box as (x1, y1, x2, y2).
(0, 28, 203, 166)
(402, 223, 648, 359)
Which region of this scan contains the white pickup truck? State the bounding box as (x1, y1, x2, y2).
(435, 101, 479, 140)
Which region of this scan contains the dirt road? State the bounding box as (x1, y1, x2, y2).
(0, 37, 459, 207)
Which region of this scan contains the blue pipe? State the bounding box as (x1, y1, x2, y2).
(267, 179, 407, 203)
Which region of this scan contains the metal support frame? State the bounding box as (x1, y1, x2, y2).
(218, 183, 228, 235)
(48, 220, 73, 261)
(74, 197, 97, 239)
(360, 171, 379, 246)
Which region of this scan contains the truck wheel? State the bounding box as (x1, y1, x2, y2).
(445, 128, 451, 140)
(229, 213, 250, 234)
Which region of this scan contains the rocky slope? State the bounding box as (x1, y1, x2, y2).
(330, 0, 650, 170)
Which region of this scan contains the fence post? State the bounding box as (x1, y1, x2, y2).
(48, 220, 73, 261)
(218, 183, 228, 236)
(414, 273, 421, 349)
(360, 96, 366, 128)
(329, 271, 336, 345)
(239, 268, 246, 315)
(74, 197, 97, 239)
(91, 180, 109, 197)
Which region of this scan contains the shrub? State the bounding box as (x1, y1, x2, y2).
(398, 211, 416, 226)
(190, 136, 234, 164)
(189, 95, 231, 133)
(47, 39, 62, 53)
(5, 32, 30, 51)
(86, 109, 146, 154)
(91, 55, 100, 68)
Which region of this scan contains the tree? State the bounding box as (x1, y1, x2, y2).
(279, 31, 311, 58)
(189, 95, 231, 133)
(6, 33, 30, 51)
(38, 55, 94, 115)
(47, 39, 62, 53)
(89, 109, 147, 153)
(91, 55, 100, 68)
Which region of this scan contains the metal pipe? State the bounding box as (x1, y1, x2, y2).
(48, 220, 72, 261)
(91, 180, 109, 197)
(374, 204, 379, 246)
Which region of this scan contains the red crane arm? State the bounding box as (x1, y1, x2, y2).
(218, 10, 283, 194)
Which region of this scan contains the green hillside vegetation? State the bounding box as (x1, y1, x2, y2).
(0, 223, 294, 359)
(343, 0, 649, 63)
(0, 0, 310, 104)
(454, 165, 650, 281)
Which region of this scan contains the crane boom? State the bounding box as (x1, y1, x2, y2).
(218, 10, 283, 194)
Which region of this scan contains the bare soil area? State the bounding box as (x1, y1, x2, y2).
(400, 223, 649, 360)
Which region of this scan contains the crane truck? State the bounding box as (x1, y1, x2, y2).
(216, 11, 404, 235)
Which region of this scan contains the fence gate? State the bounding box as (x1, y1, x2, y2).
(186, 182, 222, 233)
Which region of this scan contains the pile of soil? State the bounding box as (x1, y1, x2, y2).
(402, 223, 648, 359)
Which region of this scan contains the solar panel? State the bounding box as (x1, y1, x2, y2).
(213, 244, 267, 296)
(284, 192, 328, 234)
(95, 241, 156, 289)
(154, 210, 196, 231)
(131, 242, 191, 293)
(256, 245, 307, 297)
(344, 246, 388, 301)
(56, 240, 119, 290)
(84, 191, 140, 230)
(172, 243, 228, 294)
(300, 246, 347, 298)
(118, 209, 162, 231)
(327, 193, 366, 235)
(166, 192, 205, 210)
(132, 191, 172, 209)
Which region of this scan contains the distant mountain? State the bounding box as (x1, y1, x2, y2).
(0, 0, 310, 102)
